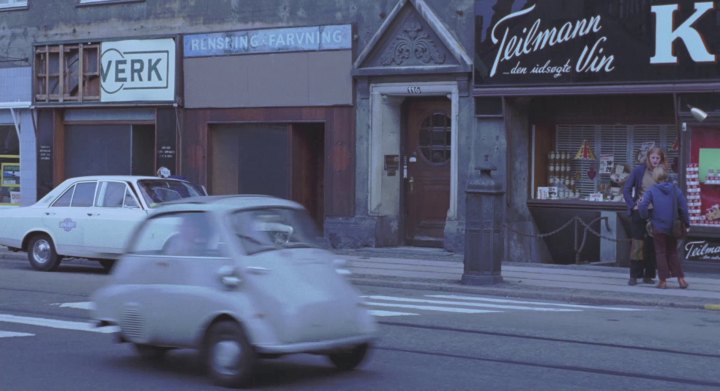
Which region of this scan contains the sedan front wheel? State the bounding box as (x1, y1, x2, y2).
(27, 234, 61, 271)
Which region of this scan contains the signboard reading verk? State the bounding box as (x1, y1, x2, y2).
(101, 39, 176, 102)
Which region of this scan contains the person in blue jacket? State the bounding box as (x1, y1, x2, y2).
(638, 165, 690, 289)
(623, 146, 666, 285)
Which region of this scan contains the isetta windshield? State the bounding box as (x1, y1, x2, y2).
(230, 207, 323, 254)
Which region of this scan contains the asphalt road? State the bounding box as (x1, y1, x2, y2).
(1, 256, 719, 391)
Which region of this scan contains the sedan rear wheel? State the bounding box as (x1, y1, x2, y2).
(27, 234, 61, 271)
(327, 343, 370, 371)
(205, 321, 256, 388)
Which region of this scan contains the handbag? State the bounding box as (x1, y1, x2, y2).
(671, 186, 687, 240)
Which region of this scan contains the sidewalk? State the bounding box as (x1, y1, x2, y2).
(336, 247, 720, 310)
(3, 246, 718, 310)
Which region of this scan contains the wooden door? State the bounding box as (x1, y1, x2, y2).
(404, 98, 451, 247)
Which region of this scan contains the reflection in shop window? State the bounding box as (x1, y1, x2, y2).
(687, 128, 720, 227)
(0, 125, 20, 205)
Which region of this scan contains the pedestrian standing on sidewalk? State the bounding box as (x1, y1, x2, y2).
(638, 165, 690, 289)
(623, 146, 666, 285)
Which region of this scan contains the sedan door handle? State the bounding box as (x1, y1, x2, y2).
(45, 212, 56, 216)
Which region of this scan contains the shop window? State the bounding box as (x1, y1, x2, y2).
(535, 124, 678, 202)
(35, 43, 100, 103)
(0, 125, 19, 205)
(687, 128, 720, 227)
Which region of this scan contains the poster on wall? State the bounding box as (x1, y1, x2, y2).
(100, 38, 176, 102)
(599, 154, 614, 174)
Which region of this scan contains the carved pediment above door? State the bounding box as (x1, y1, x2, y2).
(354, 0, 472, 77)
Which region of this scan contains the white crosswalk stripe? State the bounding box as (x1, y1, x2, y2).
(426, 294, 645, 311)
(0, 330, 34, 338)
(363, 294, 643, 317)
(0, 314, 118, 334)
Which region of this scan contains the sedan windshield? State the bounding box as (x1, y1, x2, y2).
(138, 179, 206, 207)
(229, 207, 324, 254)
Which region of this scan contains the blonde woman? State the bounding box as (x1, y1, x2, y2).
(622, 146, 667, 285)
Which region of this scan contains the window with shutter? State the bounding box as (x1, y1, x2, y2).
(551, 124, 677, 201)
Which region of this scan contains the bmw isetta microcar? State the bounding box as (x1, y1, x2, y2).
(91, 195, 376, 388)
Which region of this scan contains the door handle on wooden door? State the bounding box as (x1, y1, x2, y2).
(407, 176, 414, 193)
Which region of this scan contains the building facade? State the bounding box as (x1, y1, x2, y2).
(1, 0, 719, 271)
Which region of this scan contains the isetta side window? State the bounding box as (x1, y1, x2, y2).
(129, 212, 224, 257)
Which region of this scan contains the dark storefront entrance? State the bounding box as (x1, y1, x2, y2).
(209, 123, 325, 228)
(64, 124, 155, 178)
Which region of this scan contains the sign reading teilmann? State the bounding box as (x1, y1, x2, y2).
(101, 39, 176, 102)
(183, 24, 351, 58)
(474, 0, 720, 87)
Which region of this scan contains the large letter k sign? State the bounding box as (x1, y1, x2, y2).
(651, 2, 716, 64)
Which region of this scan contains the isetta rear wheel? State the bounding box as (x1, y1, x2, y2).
(27, 234, 61, 271)
(133, 343, 170, 360)
(205, 321, 257, 388)
(327, 343, 370, 371)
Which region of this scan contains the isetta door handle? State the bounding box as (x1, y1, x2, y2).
(245, 266, 270, 275)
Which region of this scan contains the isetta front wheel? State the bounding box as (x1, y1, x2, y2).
(327, 343, 370, 371)
(27, 234, 61, 272)
(205, 320, 257, 388)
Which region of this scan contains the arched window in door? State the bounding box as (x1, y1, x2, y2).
(418, 112, 451, 164)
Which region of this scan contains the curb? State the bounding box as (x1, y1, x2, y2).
(704, 304, 720, 311)
(0, 251, 25, 261)
(348, 275, 711, 310)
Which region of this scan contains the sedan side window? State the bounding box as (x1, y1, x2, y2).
(96, 182, 126, 207)
(124, 188, 139, 208)
(52, 187, 74, 207)
(129, 212, 223, 257)
(71, 182, 97, 207)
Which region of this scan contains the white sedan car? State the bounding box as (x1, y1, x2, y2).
(91, 195, 376, 388)
(0, 175, 207, 271)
